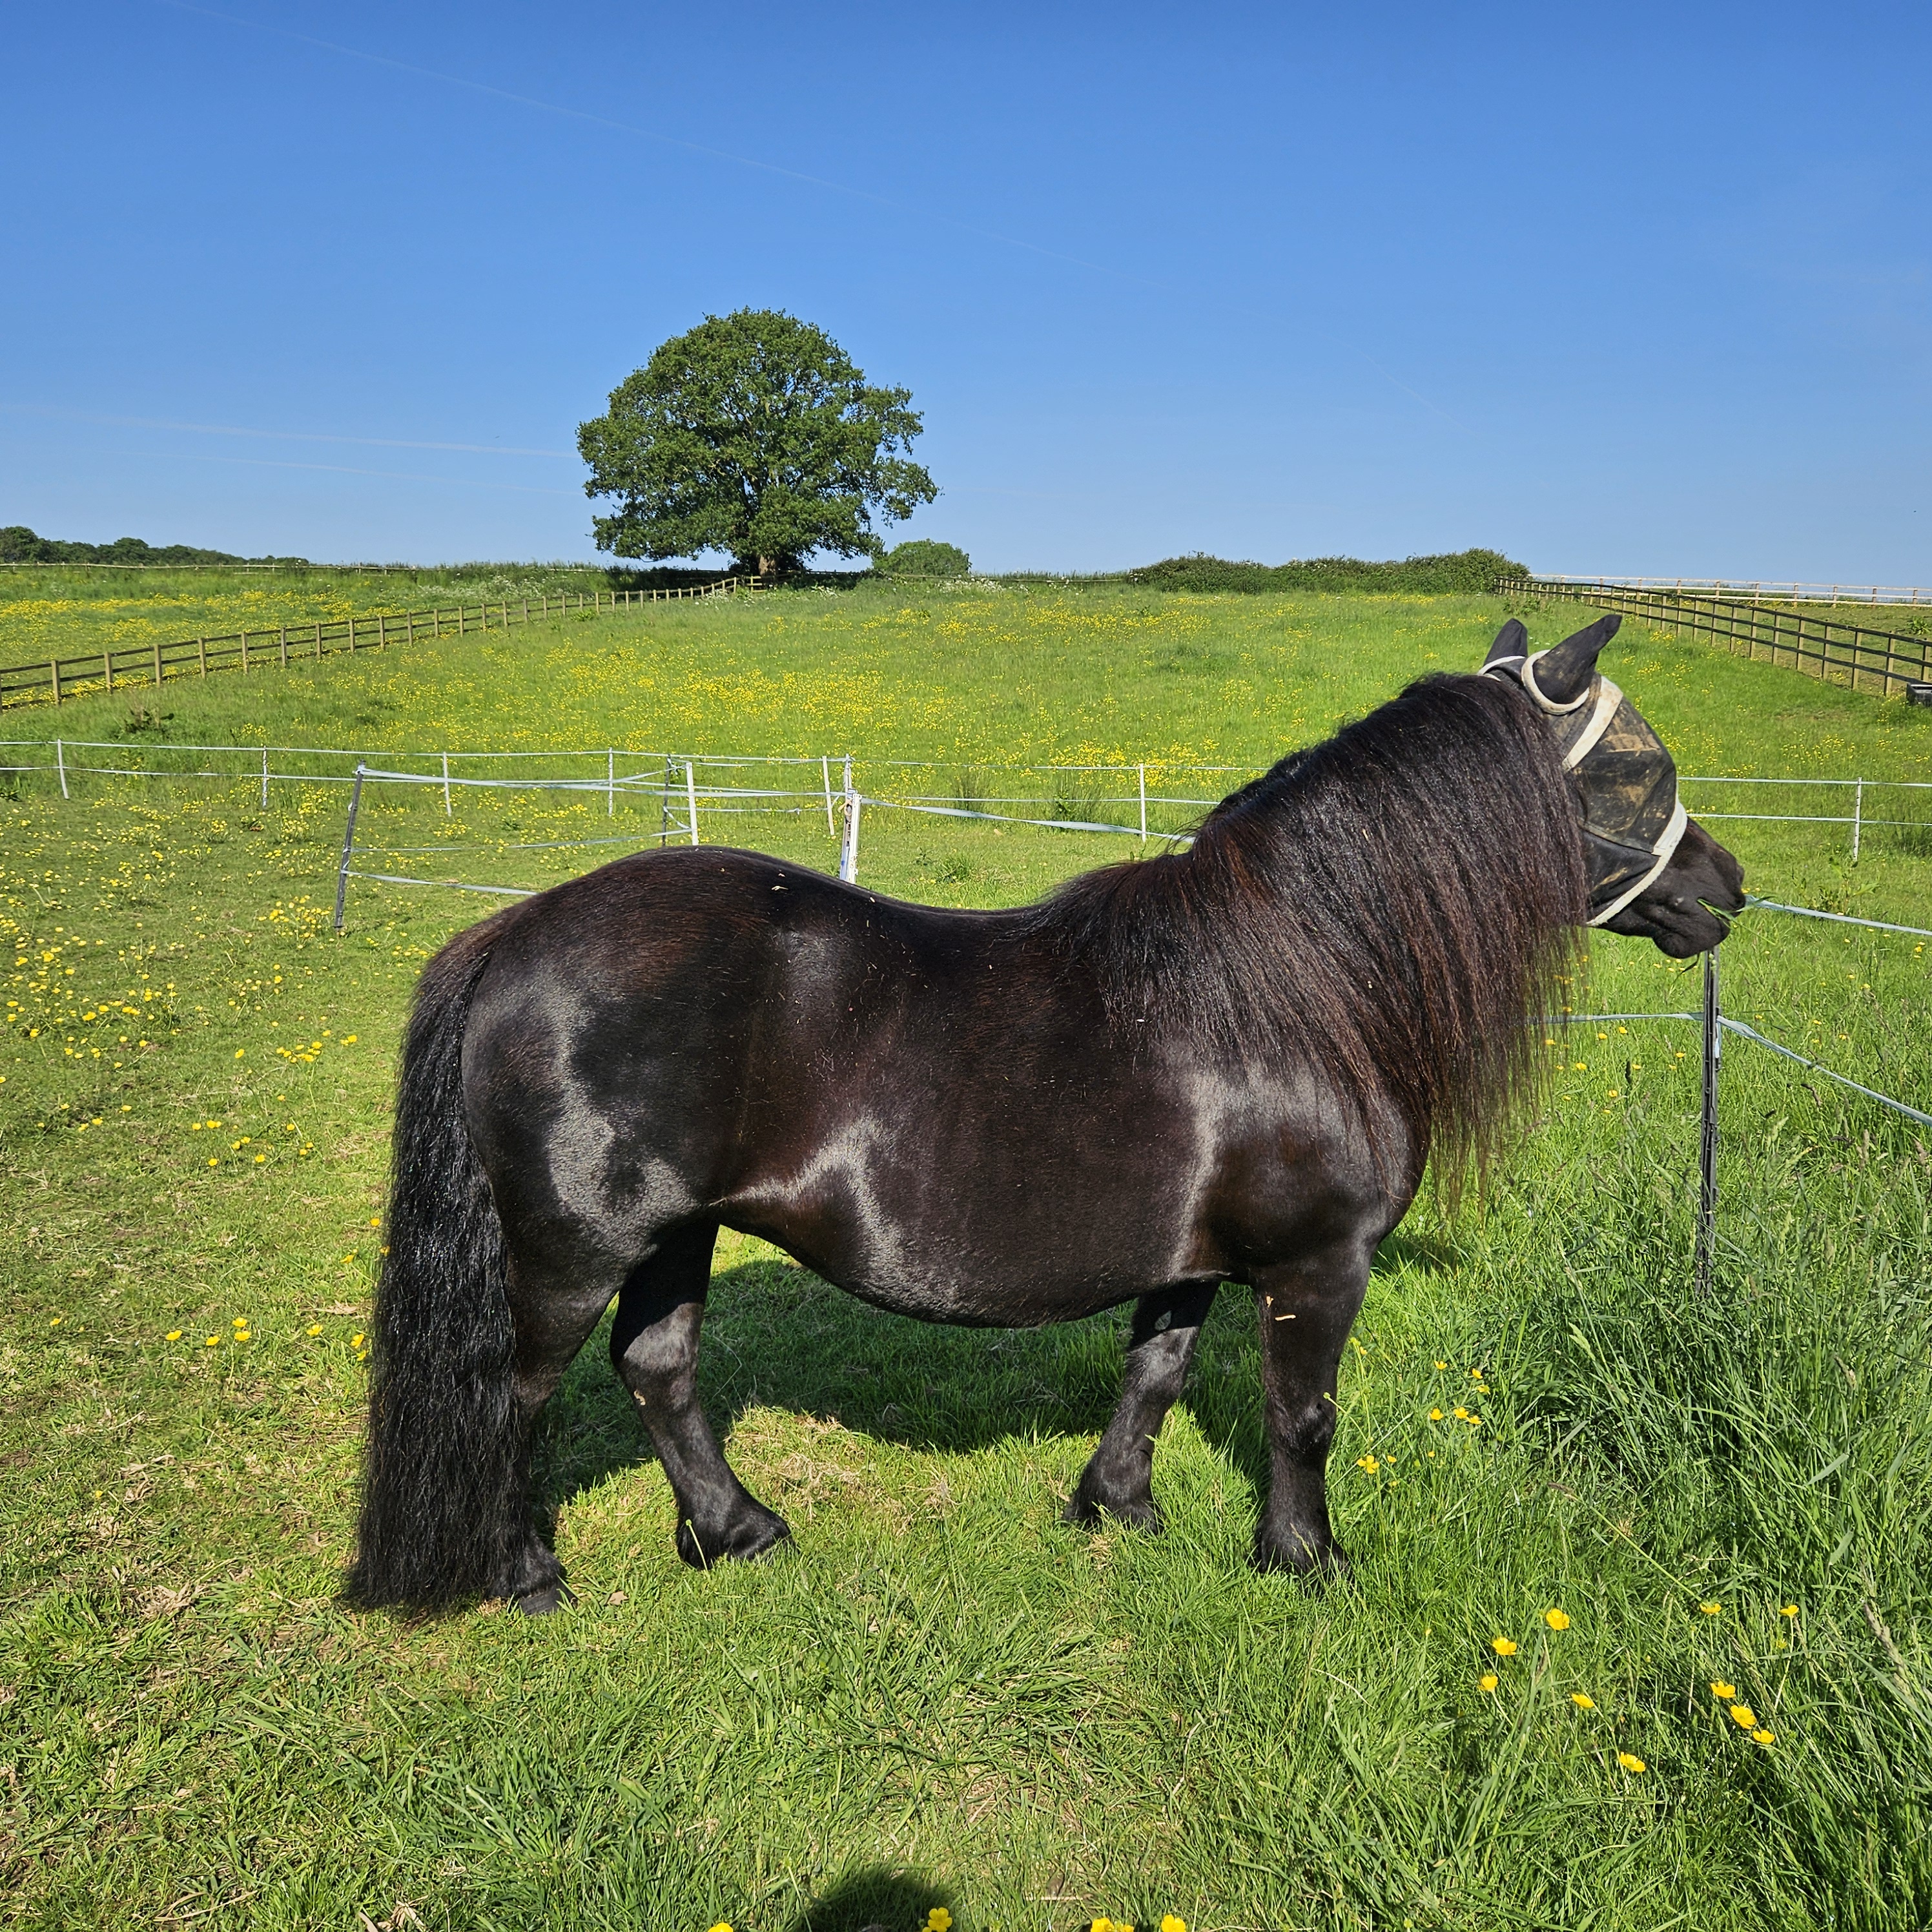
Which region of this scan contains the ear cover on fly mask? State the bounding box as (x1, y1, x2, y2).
(1481, 616, 1689, 926)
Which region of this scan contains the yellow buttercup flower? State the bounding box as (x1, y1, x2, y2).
(1780, 1604, 1799, 1618)
(305, 1323, 323, 1336)
(1570, 1692, 1596, 1711)
(927, 1913, 952, 1932)
(1698, 1601, 1721, 1616)
(1479, 1673, 1498, 1692)
(1429, 1408, 1444, 1421)
(1711, 1681, 1736, 1701)
(1161, 1918, 1187, 1932)
(1545, 1608, 1570, 1630)
(166, 1330, 182, 1341)
(1617, 1751, 1646, 1773)
(1492, 1636, 1517, 1656)
(1751, 1727, 1774, 1747)
(1729, 1704, 1757, 1729)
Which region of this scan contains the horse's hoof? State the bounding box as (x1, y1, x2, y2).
(677, 1510, 793, 1570)
(1065, 1488, 1164, 1534)
(1252, 1534, 1351, 1585)
(513, 1579, 576, 1616)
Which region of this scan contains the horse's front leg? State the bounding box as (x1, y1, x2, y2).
(609, 1221, 791, 1570)
(1250, 1235, 1375, 1577)
(1067, 1282, 1218, 1532)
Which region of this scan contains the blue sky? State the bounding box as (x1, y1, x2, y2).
(4, 1, 1928, 577)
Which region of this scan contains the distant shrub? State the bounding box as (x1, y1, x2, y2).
(880, 539, 971, 578)
(1124, 548, 1526, 595)
(0, 525, 305, 566)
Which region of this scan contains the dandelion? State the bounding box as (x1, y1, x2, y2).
(1617, 1751, 1646, 1773)
(1492, 1636, 1517, 1656)
(1729, 1704, 1757, 1729)
(1750, 1728, 1775, 1747)
(1699, 1601, 1721, 1616)
(1711, 1681, 1736, 1701)
(1571, 1692, 1596, 1711)
(1479, 1672, 1498, 1692)
(1545, 1608, 1570, 1630)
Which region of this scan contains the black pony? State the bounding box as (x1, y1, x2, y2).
(346, 615, 1743, 1614)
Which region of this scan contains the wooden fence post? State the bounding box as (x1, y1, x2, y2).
(103, 651, 112, 692)
(154, 641, 163, 688)
(241, 630, 249, 674)
(50, 659, 61, 704)
(198, 637, 207, 677)
(279, 625, 288, 669)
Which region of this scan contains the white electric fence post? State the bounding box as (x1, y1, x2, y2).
(1852, 778, 1863, 863)
(1138, 763, 1147, 844)
(442, 752, 451, 817)
(260, 749, 269, 812)
(821, 754, 836, 836)
(333, 765, 367, 934)
(686, 760, 700, 846)
(1695, 949, 1720, 1295)
(56, 739, 68, 799)
(607, 748, 615, 817)
(839, 774, 861, 884)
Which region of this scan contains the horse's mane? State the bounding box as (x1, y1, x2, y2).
(1023, 672, 1588, 1190)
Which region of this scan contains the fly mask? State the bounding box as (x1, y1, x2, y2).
(1481, 615, 1687, 927)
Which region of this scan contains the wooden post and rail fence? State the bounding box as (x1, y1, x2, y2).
(1501, 575, 1932, 701)
(0, 576, 762, 710)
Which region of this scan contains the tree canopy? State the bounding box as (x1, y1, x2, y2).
(577, 310, 938, 576)
(880, 539, 970, 578)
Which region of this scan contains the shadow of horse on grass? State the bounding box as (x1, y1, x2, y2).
(528, 1235, 1454, 1540)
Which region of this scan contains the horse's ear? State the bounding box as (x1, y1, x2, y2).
(1533, 613, 1621, 704)
(1483, 619, 1529, 669)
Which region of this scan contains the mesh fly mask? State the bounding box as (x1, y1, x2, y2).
(1483, 646, 1688, 927)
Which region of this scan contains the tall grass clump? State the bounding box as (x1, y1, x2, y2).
(1489, 1136, 1932, 1928)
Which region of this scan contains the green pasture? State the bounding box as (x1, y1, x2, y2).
(1, 586, 1929, 1930)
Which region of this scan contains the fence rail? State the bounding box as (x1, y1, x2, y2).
(1506, 575, 1932, 697)
(0, 576, 761, 710)
(1525, 573, 1932, 607)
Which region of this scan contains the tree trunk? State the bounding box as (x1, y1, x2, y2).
(755, 555, 777, 579)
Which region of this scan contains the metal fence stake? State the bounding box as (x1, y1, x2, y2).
(1695, 949, 1720, 1295)
(608, 748, 615, 817)
(1138, 763, 1147, 843)
(686, 760, 699, 846)
(442, 752, 451, 817)
(1852, 778, 1863, 863)
(260, 748, 269, 812)
(822, 754, 836, 837)
(334, 765, 367, 932)
(56, 738, 67, 799)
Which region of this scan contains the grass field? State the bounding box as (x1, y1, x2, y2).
(2, 585, 1929, 1930)
(0, 562, 641, 680)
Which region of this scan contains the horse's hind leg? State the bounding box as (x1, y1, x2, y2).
(609, 1221, 791, 1569)
(1067, 1282, 1218, 1532)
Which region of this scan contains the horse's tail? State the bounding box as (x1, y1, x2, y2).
(344, 923, 526, 1611)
